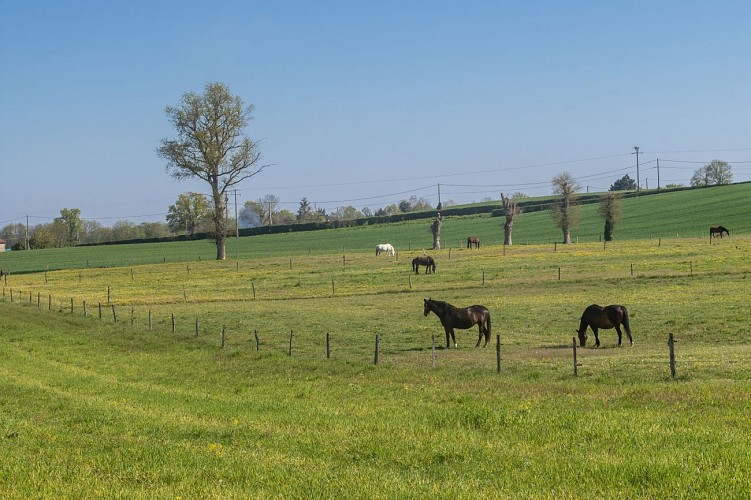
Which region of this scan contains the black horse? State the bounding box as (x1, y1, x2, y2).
(467, 236, 480, 249)
(710, 226, 730, 239)
(412, 256, 436, 274)
(576, 304, 633, 348)
(423, 298, 492, 348)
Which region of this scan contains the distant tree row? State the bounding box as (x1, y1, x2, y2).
(1, 209, 173, 250)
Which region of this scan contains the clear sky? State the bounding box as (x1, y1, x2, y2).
(1, 0, 750, 226)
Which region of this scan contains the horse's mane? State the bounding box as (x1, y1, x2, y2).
(428, 298, 449, 309)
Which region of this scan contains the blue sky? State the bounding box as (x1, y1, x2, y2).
(1, 0, 750, 226)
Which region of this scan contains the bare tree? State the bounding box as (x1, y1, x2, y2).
(158, 82, 267, 260)
(431, 213, 444, 250)
(599, 192, 622, 242)
(500, 193, 522, 245)
(550, 172, 581, 244)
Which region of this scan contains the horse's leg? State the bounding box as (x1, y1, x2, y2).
(475, 326, 482, 348)
(615, 325, 623, 346)
(445, 327, 451, 348)
(592, 327, 600, 348)
(451, 329, 457, 349)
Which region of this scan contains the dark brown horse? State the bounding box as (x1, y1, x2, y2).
(467, 236, 480, 249)
(710, 226, 730, 239)
(423, 298, 491, 348)
(412, 256, 436, 274)
(576, 304, 633, 348)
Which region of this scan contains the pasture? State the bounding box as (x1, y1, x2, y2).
(2, 234, 750, 497)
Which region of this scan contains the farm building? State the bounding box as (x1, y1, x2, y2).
(0, 239, 6, 252)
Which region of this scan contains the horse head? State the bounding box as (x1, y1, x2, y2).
(423, 298, 432, 316)
(576, 328, 587, 347)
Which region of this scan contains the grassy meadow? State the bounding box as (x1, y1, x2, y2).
(2, 226, 751, 497)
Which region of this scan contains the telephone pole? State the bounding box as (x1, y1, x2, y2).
(633, 146, 641, 192)
(656, 158, 660, 189)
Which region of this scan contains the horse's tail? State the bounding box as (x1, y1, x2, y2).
(621, 306, 633, 339)
(485, 311, 492, 341)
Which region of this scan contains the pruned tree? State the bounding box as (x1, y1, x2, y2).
(158, 82, 267, 260)
(431, 213, 444, 250)
(500, 193, 522, 245)
(166, 192, 210, 236)
(550, 172, 581, 244)
(599, 192, 622, 242)
(690, 160, 733, 187)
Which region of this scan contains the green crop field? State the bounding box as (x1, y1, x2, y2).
(1, 184, 750, 497)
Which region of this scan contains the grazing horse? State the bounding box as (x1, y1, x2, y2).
(375, 243, 395, 256)
(576, 304, 633, 348)
(423, 298, 492, 348)
(467, 236, 480, 249)
(710, 226, 730, 239)
(412, 255, 436, 274)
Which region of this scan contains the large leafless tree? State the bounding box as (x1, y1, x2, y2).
(550, 172, 581, 244)
(158, 82, 266, 260)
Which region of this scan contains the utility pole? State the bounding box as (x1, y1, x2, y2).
(25, 215, 29, 250)
(633, 146, 641, 192)
(268, 200, 273, 226)
(437, 183, 442, 209)
(656, 158, 660, 189)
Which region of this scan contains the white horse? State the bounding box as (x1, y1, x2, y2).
(375, 243, 395, 256)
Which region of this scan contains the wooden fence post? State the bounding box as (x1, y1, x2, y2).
(195, 318, 199, 337)
(374, 334, 380, 365)
(252, 280, 256, 299)
(171, 313, 175, 334)
(331, 278, 335, 295)
(37, 292, 41, 308)
(482, 270, 485, 286)
(148, 309, 152, 331)
(408, 274, 412, 289)
(130, 306, 134, 326)
(83, 300, 87, 317)
(112, 304, 117, 323)
(48, 294, 52, 311)
(98, 302, 102, 319)
(558, 267, 561, 280)
(70, 297, 73, 314)
(668, 333, 676, 378)
(326, 332, 331, 359)
(107, 286, 111, 304)
(631, 263, 634, 277)
(289, 330, 293, 356)
(254, 330, 260, 351)
(221, 325, 226, 348)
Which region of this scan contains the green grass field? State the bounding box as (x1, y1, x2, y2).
(2, 226, 751, 497)
(1, 182, 750, 275)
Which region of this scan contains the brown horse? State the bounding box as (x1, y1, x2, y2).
(412, 256, 436, 274)
(710, 226, 730, 239)
(467, 236, 480, 249)
(423, 298, 491, 348)
(576, 304, 633, 348)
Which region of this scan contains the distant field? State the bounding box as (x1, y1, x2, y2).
(1, 233, 750, 496)
(1, 182, 749, 274)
